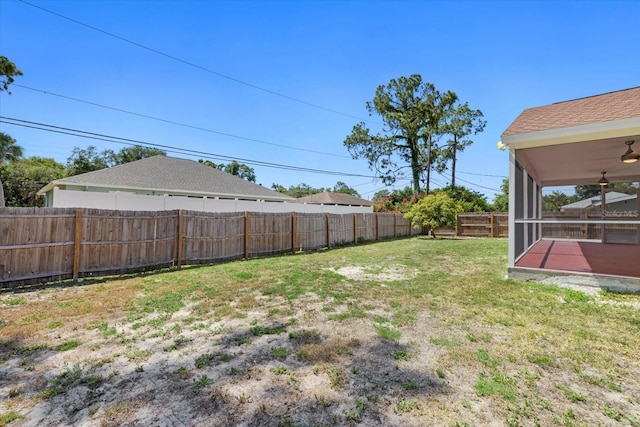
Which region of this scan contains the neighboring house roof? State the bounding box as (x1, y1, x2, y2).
(503, 86, 640, 137)
(37, 156, 294, 201)
(560, 191, 637, 210)
(293, 192, 372, 207)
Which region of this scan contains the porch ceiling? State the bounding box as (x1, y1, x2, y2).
(516, 133, 640, 187)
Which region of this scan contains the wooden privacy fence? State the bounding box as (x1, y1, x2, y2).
(456, 212, 508, 237)
(0, 208, 420, 289)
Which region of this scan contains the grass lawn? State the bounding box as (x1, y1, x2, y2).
(1, 237, 639, 426)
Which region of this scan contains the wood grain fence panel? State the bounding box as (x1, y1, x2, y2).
(79, 211, 178, 276)
(181, 212, 245, 264)
(295, 213, 328, 251)
(458, 213, 491, 237)
(247, 212, 292, 257)
(356, 213, 377, 242)
(328, 214, 354, 247)
(454, 213, 509, 237)
(492, 214, 509, 237)
(377, 213, 396, 239)
(0, 209, 76, 286)
(395, 214, 412, 237)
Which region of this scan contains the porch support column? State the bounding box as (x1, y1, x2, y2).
(508, 149, 519, 269)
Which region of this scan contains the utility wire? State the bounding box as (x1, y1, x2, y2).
(0, 116, 376, 178)
(18, 0, 373, 124)
(13, 84, 351, 159)
(435, 170, 500, 193)
(458, 170, 507, 178)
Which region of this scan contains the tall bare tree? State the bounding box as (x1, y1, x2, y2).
(441, 102, 486, 187)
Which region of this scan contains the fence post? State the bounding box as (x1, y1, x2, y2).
(291, 211, 297, 253)
(176, 210, 184, 269)
(490, 213, 495, 237)
(353, 213, 358, 244)
(394, 213, 397, 237)
(244, 211, 250, 259)
(455, 214, 460, 237)
(375, 213, 379, 241)
(326, 213, 330, 249)
(73, 210, 82, 282)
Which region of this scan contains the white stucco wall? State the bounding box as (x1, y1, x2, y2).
(48, 187, 373, 214)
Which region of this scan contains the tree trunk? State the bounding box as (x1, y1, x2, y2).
(409, 136, 421, 195)
(451, 135, 457, 187)
(0, 178, 5, 207)
(426, 135, 432, 195)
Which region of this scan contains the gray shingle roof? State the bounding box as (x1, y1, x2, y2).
(38, 156, 293, 201)
(561, 191, 637, 210)
(293, 192, 372, 206)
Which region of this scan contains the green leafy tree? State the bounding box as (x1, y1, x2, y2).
(271, 183, 287, 194)
(332, 181, 360, 197)
(0, 157, 65, 207)
(198, 159, 256, 182)
(0, 55, 24, 205)
(372, 189, 390, 200)
(0, 132, 24, 207)
(372, 186, 418, 213)
(0, 132, 23, 163)
(574, 183, 635, 201)
(344, 74, 457, 195)
(109, 145, 166, 165)
(66, 146, 112, 176)
(0, 56, 23, 93)
(404, 192, 463, 233)
(491, 179, 509, 212)
(543, 191, 580, 212)
(271, 183, 325, 198)
(198, 159, 220, 168)
(432, 185, 489, 212)
(272, 181, 361, 198)
(222, 160, 256, 182)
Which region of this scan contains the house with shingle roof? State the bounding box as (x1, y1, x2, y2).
(37, 156, 294, 207)
(293, 192, 373, 209)
(560, 191, 638, 213)
(499, 87, 640, 288)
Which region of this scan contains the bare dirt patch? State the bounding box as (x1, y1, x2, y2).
(327, 264, 419, 282)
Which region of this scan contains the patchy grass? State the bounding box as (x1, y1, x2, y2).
(1, 237, 638, 427)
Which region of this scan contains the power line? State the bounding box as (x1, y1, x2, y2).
(0, 116, 377, 179)
(458, 170, 507, 178)
(435, 171, 501, 193)
(13, 84, 351, 159)
(18, 0, 374, 124)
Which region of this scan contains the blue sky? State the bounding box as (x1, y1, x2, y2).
(1, 0, 639, 201)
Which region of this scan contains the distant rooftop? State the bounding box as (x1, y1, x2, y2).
(560, 191, 637, 210)
(38, 156, 293, 201)
(293, 192, 372, 206)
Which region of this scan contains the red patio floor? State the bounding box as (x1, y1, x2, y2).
(515, 240, 640, 279)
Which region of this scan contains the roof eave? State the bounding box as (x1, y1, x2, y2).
(37, 181, 294, 202)
(501, 116, 640, 149)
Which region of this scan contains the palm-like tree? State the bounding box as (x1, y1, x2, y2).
(0, 131, 24, 207)
(1, 131, 23, 162)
